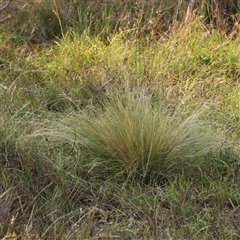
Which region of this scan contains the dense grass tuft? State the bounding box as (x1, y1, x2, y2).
(43, 90, 225, 181)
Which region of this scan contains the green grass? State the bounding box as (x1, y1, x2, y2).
(0, 0, 240, 239)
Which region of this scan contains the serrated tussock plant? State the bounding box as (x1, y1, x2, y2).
(41, 90, 224, 179)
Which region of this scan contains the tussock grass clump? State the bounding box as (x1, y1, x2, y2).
(47, 90, 224, 180)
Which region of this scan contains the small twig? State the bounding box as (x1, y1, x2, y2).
(175, 0, 182, 21)
(185, 0, 195, 22)
(0, 84, 8, 90)
(99, 78, 114, 90)
(0, 0, 12, 11)
(0, 0, 13, 23)
(0, 14, 11, 23)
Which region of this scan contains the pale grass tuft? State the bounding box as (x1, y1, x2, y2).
(43, 90, 224, 179)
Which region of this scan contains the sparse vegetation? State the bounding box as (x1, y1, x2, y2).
(0, 0, 240, 239)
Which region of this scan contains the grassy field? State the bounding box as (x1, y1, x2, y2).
(0, 0, 240, 239)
